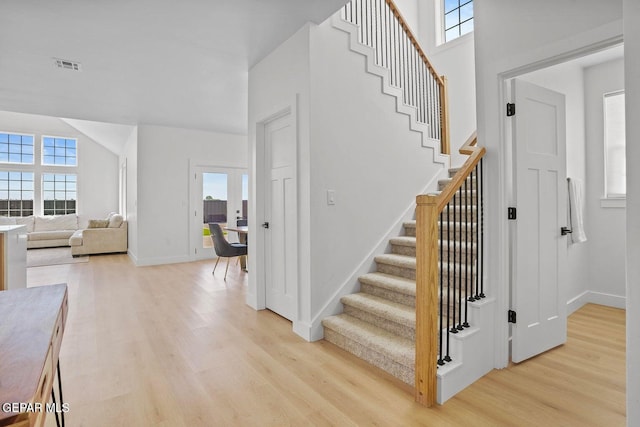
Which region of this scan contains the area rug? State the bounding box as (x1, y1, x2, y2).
(27, 247, 89, 268)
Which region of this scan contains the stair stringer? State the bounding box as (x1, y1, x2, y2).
(330, 13, 449, 165)
(437, 296, 496, 404)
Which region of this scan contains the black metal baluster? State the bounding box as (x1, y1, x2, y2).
(457, 188, 463, 331)
(479, 158, 485, 298)
(450, 193, 458, 334)
(444, 203, 452, 362)
(463, 178, 470, 327)
(473, 164, 479, 299)
(438, 210, 445, 366)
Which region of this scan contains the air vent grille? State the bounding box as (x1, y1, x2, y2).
(54, 58, 82, 71)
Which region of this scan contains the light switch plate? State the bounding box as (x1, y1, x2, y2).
(327, 190, 336, 205)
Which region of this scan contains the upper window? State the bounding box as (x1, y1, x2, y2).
(43, 136, 77, 166)
(603, 91, 626, 198)
(0, 133, 34, 164)
(444, 0, 473, 43)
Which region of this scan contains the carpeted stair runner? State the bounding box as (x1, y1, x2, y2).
(322, 167, 477, 386)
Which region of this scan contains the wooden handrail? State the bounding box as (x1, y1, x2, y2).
(384, 0, 444, 87)
(414, 131, 484, 406)
(435, 131, 484, 211)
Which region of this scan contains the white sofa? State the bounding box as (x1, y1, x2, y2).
(0, 213, 128, 256)
(0, 214, 80, 249)
(69, 216, 127, 256)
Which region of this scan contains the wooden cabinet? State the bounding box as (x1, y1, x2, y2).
(0, 284, 68, 427)
(0, 225, 27, 291)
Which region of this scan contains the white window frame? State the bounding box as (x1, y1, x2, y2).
(0, 132, 35, 165)
(602, 90, 626, 205)
(42, 173, 77, 216)
(439, 0, 474, 45)
(42, 135, 78, 167)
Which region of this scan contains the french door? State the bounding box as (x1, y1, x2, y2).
(191, 166, 248, 259)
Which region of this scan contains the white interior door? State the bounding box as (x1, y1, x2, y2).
(263, 111, 297, 321)
(511, 78, 568, 363)
(191, 167, 247, 258)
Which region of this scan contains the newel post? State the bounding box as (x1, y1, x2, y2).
(439, 75, 451, 155)
(415, 193, 439, 406)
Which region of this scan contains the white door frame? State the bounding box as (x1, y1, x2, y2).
(495, 40, 623, 368)
(249, 98, 299, 320)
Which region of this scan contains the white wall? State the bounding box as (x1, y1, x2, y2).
(623, 1, 640, 422)
(583, 58, 626, 304)
(0, 111, 119, 223)
(133, 125, 247, 266)
(474, 0, 623, 370)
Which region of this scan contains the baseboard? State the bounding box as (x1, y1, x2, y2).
(567, 290, 626, 314)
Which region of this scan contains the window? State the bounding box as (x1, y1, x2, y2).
(43, 173, 76, 215)
(604, 91, 625, 198)
(0, 171, 34, 216)
(0, 133, 34, 164)
(444, 0, 473, 43)
(43, 136, 77, 166)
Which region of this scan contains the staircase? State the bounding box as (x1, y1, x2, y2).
(322, 167, 477, 389)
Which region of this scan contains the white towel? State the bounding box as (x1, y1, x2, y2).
(568, 178, 587, 244)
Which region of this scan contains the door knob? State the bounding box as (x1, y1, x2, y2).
(262, 222, 270, 229)
(561, 227, 572, 236)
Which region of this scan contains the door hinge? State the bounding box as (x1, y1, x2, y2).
(506, 103, 516, 116)
(508, 310, 517, 324)
(508, 207, 517, 220)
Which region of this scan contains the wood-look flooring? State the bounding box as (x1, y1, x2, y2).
(27, 254, 625, 426)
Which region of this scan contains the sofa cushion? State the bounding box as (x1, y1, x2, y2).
(69, 230, 83, 246)
(29, 230, 76, 241)
(108, 214, 124, 228)
(15, 215, 35, 232)
(0, 216, 16, 225)
(35, 214, 78, 232)
(88, 219, 109, 228)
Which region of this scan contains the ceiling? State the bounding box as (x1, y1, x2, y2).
(0, 0, 347, 137)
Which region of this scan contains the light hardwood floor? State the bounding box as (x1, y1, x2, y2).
(28, 254, 625, 426)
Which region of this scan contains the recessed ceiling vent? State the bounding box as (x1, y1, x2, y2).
(54, 58, 82, 71)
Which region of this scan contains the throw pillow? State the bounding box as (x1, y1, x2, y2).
(108, 214, 124, 228)
(88, 219, 109, 228)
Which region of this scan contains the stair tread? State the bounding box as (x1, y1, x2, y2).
(389, 236, 416, 247)
(375, 253, 416, 269)
(341, 293, 415, 326)
(359, 272, 416, 296)
(322, 313, 415, 366)
(375, 253, 474, 271)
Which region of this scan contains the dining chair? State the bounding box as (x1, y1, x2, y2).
(208, 223, 248, 280)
